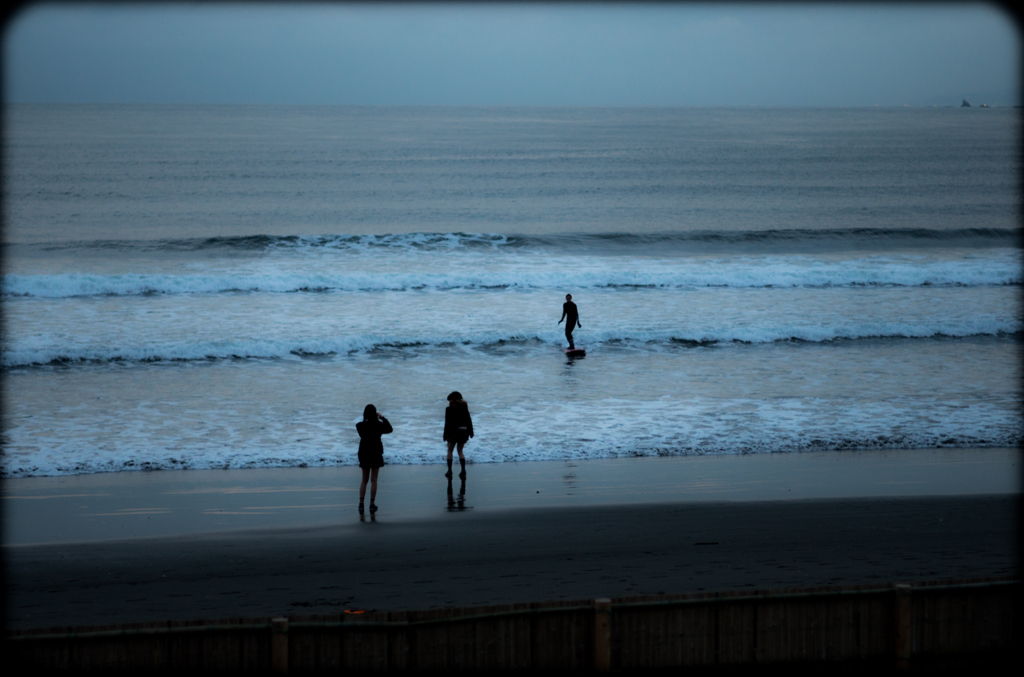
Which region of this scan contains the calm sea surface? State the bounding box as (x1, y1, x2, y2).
(2, 105, 1020, 477)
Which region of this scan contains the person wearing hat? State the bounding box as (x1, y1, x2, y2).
(443, 391, 474, 478)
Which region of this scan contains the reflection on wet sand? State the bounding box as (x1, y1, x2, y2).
(447, 475, 467, 511)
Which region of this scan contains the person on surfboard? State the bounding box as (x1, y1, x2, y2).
(558, 293, 582, 350)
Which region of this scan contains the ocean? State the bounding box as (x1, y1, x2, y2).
(2, 104, 1020, 478)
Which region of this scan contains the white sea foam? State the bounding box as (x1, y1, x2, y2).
(2, 315, 1018, 368)
(3, 250, 1019, 298)
(2, 395, 1019, 478)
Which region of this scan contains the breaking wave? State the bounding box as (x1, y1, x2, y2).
(5, 254, 1019, 298)
(4, 319, 1018, 368)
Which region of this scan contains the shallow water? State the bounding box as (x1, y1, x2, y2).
(3, 105, 1020, 477)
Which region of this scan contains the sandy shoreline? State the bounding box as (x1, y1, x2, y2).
(3, 447, 1018, 546)
(5, 494, 1017, 631)
(3, 448, 1019, 631)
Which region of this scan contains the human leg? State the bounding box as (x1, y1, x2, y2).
(457, 441, 467, 478)
(359, 467, 370, 513)
(446, 440, 456, 477)
(369, 467, 380, 512)
(565, 325, 575, 349)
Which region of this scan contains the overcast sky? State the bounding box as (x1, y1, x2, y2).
(3, 2, 1019, 107)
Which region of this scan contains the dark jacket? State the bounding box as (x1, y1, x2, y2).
(356, 417, 393, 468)
(443, 404, 474, 442)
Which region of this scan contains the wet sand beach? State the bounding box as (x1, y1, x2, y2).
(4, 448, 1017, 545)
(3, 449, 1019, 630)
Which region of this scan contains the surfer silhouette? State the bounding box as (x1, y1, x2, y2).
(356, 404, 392, 515)
(558, 294, 582, 349)
(443, 391, 474, 478)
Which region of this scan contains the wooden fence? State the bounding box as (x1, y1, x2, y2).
(7, 577, 1018, 672)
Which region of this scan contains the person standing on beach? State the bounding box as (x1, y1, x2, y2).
(356, 404, 392, 515)
(558, 293, 582, 349)
(443, 391, 474, 479)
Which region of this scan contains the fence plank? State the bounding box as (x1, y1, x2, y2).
(8, 578, 1017, 672)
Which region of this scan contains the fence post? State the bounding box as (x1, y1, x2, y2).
(271, 617, 289, 674)
(594, 598, 612, 672)
(893, 584, 912, 671)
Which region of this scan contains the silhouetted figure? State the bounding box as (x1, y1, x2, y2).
(558, 293, 582, 349)
(446, 474, 467, 511)
(356, 404, 392, 515)
(443, 391, 474, 478)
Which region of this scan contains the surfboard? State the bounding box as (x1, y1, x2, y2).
(564, 348, 586, 357)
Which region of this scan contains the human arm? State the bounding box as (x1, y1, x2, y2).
(379, 416, 393, 435)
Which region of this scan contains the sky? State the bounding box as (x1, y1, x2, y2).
(2, 2, 1020, 107)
